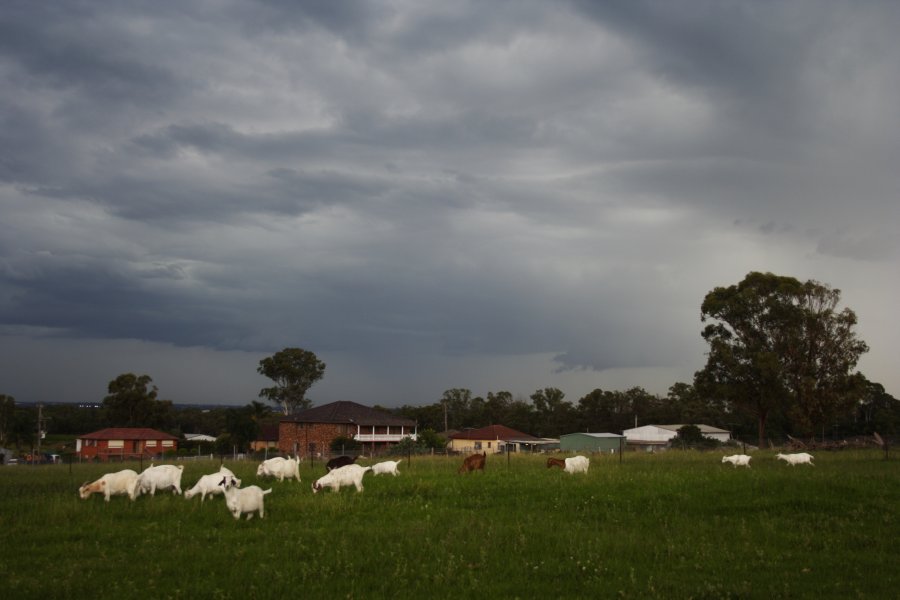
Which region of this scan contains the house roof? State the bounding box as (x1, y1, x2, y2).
(78, 428, 179, 441)
(654, 424, 730, 434)
(280, 401, 416, 427)
(561, 432, 625, 438)
(623, 424, 731, 435)
(255, 424, 279, 442)
(449, 424, 539, 441)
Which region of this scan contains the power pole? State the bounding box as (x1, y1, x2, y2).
(36, 403, 43, 458)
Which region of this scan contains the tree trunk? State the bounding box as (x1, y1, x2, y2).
(757, 410, 767, 450)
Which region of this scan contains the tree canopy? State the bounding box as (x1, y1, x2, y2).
(0, 394, 15, 446)
(102, 373, 174, 429)
(257, 347, 326, 415)
(696, 272, 869, 448)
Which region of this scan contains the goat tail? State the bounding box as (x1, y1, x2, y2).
(263, 488, 273, 495)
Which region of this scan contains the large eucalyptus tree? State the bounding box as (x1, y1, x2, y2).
(697, 272, 868, 447)
(257, 347, 326, 415)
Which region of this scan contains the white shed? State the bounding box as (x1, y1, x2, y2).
(622, 424, 730, 451)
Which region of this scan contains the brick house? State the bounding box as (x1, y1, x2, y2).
(278, 401, 417, 458)
(76, 428, 179, 461)
(250, 423, 280, 452)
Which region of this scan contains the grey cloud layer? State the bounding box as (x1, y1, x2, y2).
(1, 0, 898, 404)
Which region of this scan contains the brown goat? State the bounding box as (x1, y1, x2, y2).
(546, 457, 566, 469)
(458, 451, 486, 474)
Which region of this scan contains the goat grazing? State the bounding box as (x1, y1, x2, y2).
(218, 476, 272, 520)
(78, 469, 139, 502)
(776, 452, 815, 466)
(130, 464, 184, 499)
(546, 455, 590, 474)
(256, 456, 301, 483)
(312, 464, 372, 493)
(185, 465, 242, 502)
(326, 455, 359, 472)
(371, 460, 401, 476)
(721, 454, 752, 468)
(458, 451, 486, 474)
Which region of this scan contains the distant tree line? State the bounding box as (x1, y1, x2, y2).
(390, 378, 898, 445)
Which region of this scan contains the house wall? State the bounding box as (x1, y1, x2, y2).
(449, 438, 505, 454)
(279, 421, 418, 457)
(250, 440, 279, 452)
(278, 422, 355, 457)
(623, 425, 730, 444)
(76, 438, 177, 461)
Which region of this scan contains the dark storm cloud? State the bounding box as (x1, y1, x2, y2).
(1, 0, 898, 405)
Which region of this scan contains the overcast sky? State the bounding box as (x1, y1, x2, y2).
(1, 0, 898, 410)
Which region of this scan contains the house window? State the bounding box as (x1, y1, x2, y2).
(487, 442, 492, 449)
(474, 442, 482, 450)
(162, 440, 174, 448)
(107, 440, 124, 449)
(146, 440, 157, 447)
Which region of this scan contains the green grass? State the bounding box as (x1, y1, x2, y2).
(1, 451, 898, 599)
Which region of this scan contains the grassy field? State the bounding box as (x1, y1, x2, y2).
(1, 450, 898, 599)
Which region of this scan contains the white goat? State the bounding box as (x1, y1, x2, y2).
(564, 455, 590, 474)
(78, 469, 139, 502)
(371, 460, 401, 476)
(776, 452, 815, 466)
(721, 454, 752, 468)
(131, 464, 185, 498)
(256, 456, 301, 482)
(312, 464, 372, 493)
(185, 465, 242, 502)
(547, 455, 590, 474)
(218, 476, 272, 520)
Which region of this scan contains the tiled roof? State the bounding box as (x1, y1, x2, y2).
(280, 401, 416, 427)
(256, 424, 280, 441)
(449, 424, 538, 441)
(78, 428, 179, 441)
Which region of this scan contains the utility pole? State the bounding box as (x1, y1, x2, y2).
(36, 403, 43, 460)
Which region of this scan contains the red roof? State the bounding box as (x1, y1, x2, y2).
(449, 424, 538, 441)
(78, 428, 179, 441)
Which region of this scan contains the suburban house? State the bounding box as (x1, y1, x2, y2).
(559, 432, 625, 454)
(75, 427, 179, 461)
(250, 423, 280, 452)
(448, 425, 553, 454)
(622, 424, 731, 452)
(278, 401, 417, 458)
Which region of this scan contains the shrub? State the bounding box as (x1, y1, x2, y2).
(672, 425, 721, 449)
(329, 436, 361, 454)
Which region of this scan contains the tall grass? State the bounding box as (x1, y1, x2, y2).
(1, 451, 898, 599)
